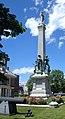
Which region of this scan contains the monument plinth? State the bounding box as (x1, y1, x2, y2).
(30, 12, 51, 98)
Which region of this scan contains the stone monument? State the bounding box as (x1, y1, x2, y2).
(30, 12, 52, 98)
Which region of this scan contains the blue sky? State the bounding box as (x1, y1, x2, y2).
(0, 0, 65, 84)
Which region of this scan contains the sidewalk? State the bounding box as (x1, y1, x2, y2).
(16, 104, 50, 108)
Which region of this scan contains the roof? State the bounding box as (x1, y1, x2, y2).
(0, 67, 17, 78)
(5, 69, 17, 78)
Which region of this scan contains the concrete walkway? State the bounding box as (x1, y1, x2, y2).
(16, 104, 50, 108)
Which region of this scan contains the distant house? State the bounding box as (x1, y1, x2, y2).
(0, 50, 19, 97)
(19, 84, 28, 96)
(19, 85, 24, 96)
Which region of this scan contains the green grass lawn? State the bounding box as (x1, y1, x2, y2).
(0, 105, 65, 119)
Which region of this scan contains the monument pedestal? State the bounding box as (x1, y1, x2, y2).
(30, 73, 51, 98)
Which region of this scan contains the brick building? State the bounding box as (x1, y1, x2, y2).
(0, 50, 19, 97)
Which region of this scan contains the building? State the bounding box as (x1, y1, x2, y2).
(0, 50, 19, 97)
(14, 75, 19, 96)
(19, 84, 28, 96)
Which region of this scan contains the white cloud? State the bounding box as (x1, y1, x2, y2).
(1, 35, 16, 40)
(24, 8, 27, 13)
(60, 36, 65, 40)
(25, 17, 56, 43)
(1, 29, 11, 39)
(25, 18, 40, 36)
(30, 7, 39, 13)
(4, 29, 11, 33)
(47, 38, 56, 44)
(13, 67, 34, 75)
(46, 0, 65, 41)
(56, 0, 65, 4)
(1, 29, 16, 39)
(25, 0, 65, 45)
(44, 8, 49, 14)
(1, 35, 11, 39)
(47, 0, 54, 9)
(58, 41, 64, 48)
(33, 0, 43, 6)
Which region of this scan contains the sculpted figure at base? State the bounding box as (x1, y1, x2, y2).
(34, 55, 43, 74)
(44, 56, 51, 74)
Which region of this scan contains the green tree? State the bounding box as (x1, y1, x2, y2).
(26, 75, 33, 95)
(0, 3, 25, 47)
(50, 69, 65, 93)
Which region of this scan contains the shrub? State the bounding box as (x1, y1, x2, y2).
(51, 96, 64, 104)
(26, 97, 47, 105)
(55, 96, 64, 104)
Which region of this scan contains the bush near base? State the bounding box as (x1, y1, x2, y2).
(26, 96, 64, 105)
(26, 96, 47, 105)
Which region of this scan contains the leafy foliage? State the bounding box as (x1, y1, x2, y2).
(50, 69, 65, 93)
(26, 69, 65, 95)
(0, 3, 25, 47)
(26, 96, 47, 105)
(51, 96, 64, 104)
(26, 75, 33, 95)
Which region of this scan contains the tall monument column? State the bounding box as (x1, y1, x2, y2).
(38, 12, 46, 62)
(30, 12, 52, 98)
